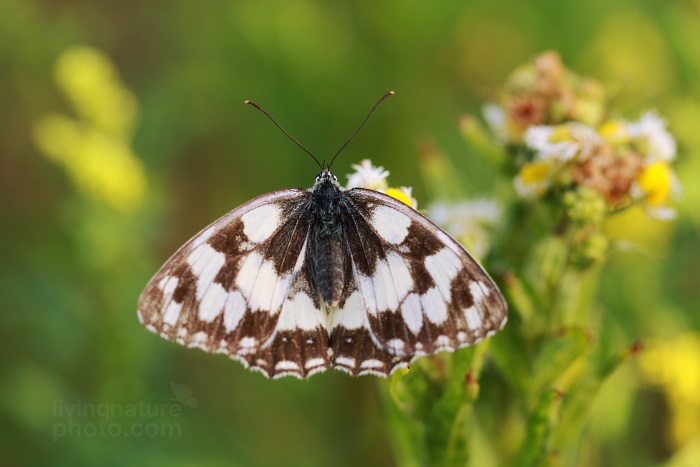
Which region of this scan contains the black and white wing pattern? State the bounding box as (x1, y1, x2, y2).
(327, 189, 507, 376)
(138, 189, 332, 379)
(138, 172, 507, 379)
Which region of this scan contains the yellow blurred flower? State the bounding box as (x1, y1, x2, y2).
(640, 334, 700, 447)
(385, 187, 417, 209)
(55, 46, 138, 137)
(34, 46, 147, 212)
(34, 115, 147, 212)
(514, 161, 554, 198)
(598, 120, 630, 145)
(637, 162, 673, 207)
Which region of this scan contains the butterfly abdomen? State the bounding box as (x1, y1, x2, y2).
(311, 233, 345, 308)
(309, 181, 346, 309)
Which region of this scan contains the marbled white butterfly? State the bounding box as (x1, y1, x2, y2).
(138, 92, 507, 378)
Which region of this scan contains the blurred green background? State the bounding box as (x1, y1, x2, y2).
(1, 0, 699, 465)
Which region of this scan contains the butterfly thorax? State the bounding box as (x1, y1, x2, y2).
(308, 171, 346, 309)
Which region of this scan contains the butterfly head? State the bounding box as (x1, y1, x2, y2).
(314, 169, 339, 187)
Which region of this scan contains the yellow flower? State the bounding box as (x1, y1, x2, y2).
(637, 162, 672, 207)
(33, 46, 147, 212)
(514, 161, 553, 198)
(34, 116, 147, 212)
(55, 46, 138, 137)
(385, 187, 417, 209)
(548, 124, 571, 143)
(598, 120, 629, 145)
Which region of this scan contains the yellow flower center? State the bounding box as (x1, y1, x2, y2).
(549, 125, 571, 142)
(637, 162, 672, 206)
(519, 161, 552, 184)
(598, 120, 629, 145)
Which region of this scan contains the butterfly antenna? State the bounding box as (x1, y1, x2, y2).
(245, 100, 323, 169)
(328, 91, 395, 169)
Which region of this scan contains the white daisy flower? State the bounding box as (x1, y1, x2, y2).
(513, 161, 555, 199)
(525, 123, 600, 162)
(346, 159, 389, 190)
(627, 111, 676, 162)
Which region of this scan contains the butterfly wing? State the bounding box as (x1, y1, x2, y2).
(329, 188, 507, 376)
(138, 189, 331, 379)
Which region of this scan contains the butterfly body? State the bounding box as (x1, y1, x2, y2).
(307, 171, 347, 308)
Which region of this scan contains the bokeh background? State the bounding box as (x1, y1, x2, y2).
(2, 0, 699, 465)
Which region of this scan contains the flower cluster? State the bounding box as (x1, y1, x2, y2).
(345, 159, 417, 209)
(484, 51, 680, 220)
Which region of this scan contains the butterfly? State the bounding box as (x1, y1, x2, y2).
(138, 92, 508, 379)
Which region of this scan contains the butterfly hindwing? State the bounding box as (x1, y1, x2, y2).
(138, 188, 329, 378)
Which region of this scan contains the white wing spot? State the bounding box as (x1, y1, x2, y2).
(276, 292, 325, 331)
(464, 306, 482, 331)
(331, 290, 365, 331)
(239, 337, 257, 348)
(163, 301, 183, 327)
(421, 287, 448, 324)
(236, 252, 282, 312)
(355, 271, 378, 316)
(435, 335, 451, 349)
(374, 259, 400, 311)
(223, 291, 246, 332)
(469, 280, 490, 306)
(199, 282, 228, 322)
(188, 332, 208, 349)
(158, 275, 178, 294)
(400, 293, 423, 335)
(371, 205, 411, 244)
(275, 361, 300, 371)
(247, 259, 279, 311)
(360, 359, 384, 369)
(424, 247, 462, 298)
(191, 225, 216, 249)
(336, 357, 356, 368)
(305, 358, 326, 369)
(386, 339, 406, 354)
(241, 204, 281, 243)
(187, 244, 226, 300)
(386, 251, 414, 302)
